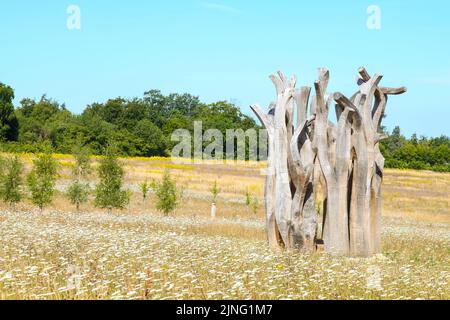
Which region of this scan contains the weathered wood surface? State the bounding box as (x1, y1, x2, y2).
(252, 67, 406, 257)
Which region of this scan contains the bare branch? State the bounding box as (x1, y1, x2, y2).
(372, 90, 387, 131)
(358, 67, 371, 82)
(250, 104, 273, 130)
(277, 71, 288, 85)
(333, 92, 362, 119)
(374, 133, 389, 145)
(289, 74, 298, 88)
(269, 74, 284, 95)
(380, 86, 407, 95)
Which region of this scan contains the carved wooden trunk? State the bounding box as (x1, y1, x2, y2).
(252, 67, 406, 257)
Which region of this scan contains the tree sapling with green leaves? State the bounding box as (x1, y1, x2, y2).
(27, 152, 58, 212)
(154, 170, 179, 216)
(67, 144, 91, 211)
(140, 180, 150, 205)
(94, 146, 129, 213)
(210, 180, 221, 219)
(0, 155, 24, 210)
(245, 188, 251, 206)
(210, 180, 220, 204)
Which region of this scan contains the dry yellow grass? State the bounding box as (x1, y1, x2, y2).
(22, 154, 447, 223)
(0, 154, 448, 300)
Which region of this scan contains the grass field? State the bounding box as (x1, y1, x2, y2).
(0, 155, 449, 300)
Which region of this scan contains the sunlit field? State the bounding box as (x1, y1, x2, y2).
(0, 155, 449, 300)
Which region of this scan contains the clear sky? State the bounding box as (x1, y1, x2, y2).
(1, 0, 449, 137)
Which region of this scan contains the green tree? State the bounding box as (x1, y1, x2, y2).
(67, 183, 89, 212)
(94, 146, 129, 213)
(0, 83, 19, 141)
(16, 96, 70, 145)
(67, 144, 91, 211)
(154, 170, 179, 216)
(27, 152, 58, 211)
(382, 126, 406, 157)
(133, 119, 167, 156)
(0, 155, 24, 209)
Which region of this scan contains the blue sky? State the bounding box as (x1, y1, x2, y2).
(1, 0, 449, 137)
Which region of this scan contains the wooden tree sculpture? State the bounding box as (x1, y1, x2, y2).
(251, 67, 406, 257)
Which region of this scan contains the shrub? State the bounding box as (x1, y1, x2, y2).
(431, 164, 450, 172)
(408, 160, 431, 171)
(67, 144, 92, 211)
(94, 146, 129, 213)
(67, 182, 89, 211)
(385, 159, 408, 169)
(0, 155, 24, 209)
(154, 170, 179, 216)
(71, 144, 92, 178)
(27, 152, 58, 211)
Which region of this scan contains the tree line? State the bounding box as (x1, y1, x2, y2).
(380, 127, 450, 172)
(0, 82, 449, 172)
(0, 83, 258, 157)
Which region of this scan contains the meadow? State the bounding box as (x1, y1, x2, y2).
(0, 155, 449, 300)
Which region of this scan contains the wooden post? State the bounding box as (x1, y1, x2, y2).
(211, 203, 217, 220)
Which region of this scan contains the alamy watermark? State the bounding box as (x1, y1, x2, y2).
(67, 5, 81, 30)
(171, 120, 268, 164)
(366, 265, 383, 291)
(67, 264, 82, 291)
(367, 5, 382, 30)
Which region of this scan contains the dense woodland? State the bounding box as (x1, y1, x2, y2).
(0, 82, 449, 172)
